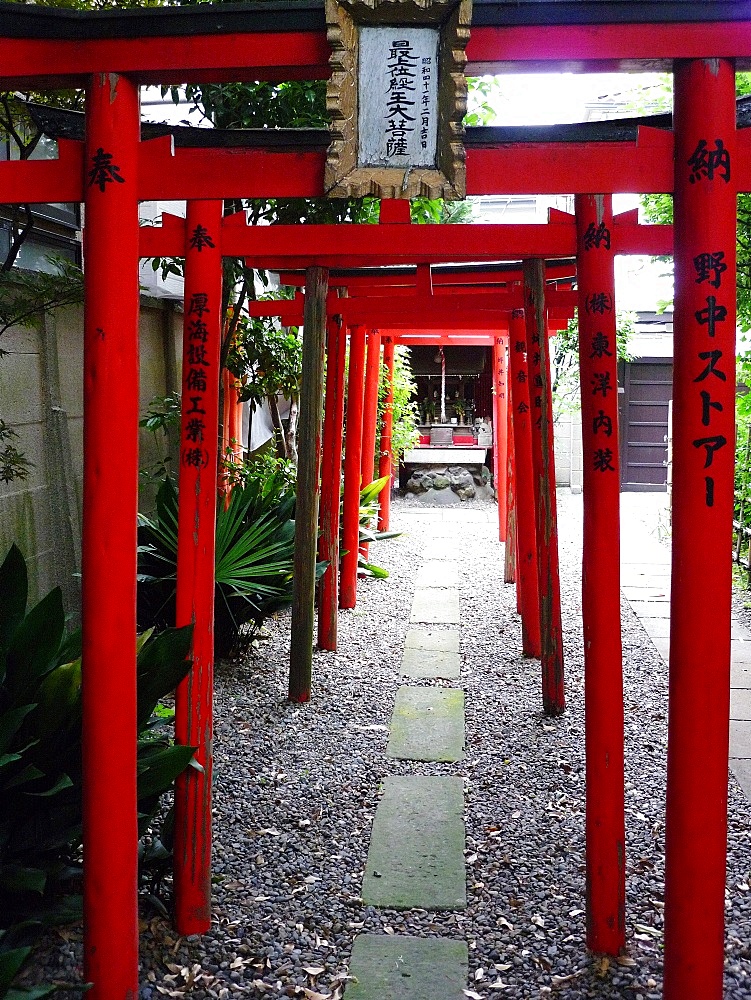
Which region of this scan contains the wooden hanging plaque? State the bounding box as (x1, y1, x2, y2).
(325, 0, 471, 200)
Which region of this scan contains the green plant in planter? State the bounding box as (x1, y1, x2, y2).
(0, 544, 196, 999)
(338, 476, 400, 580)
(138, 471, 303, 657)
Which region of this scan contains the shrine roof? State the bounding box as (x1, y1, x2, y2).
(27, 101, 751, 151)
(0, 0, 747, 40)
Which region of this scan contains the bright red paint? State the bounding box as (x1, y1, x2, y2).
(575, 193, 626, 956)
(340, 325, 366, 610)
(81, 72, 140, 1000)
(173, 200, 223, 936)
(663, 58, 736, 1000)
(378, 337, 396, 533)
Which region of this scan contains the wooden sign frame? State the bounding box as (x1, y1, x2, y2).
(325, 0, 471, 200)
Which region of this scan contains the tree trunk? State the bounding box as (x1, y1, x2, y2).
(267, 392, 289, 459)
(285, 395, 299, 465)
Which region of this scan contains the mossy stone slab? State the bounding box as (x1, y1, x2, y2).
(401, 647, 460, 679)
(388, 686, 464, 762)
(415, 561, 459, 588)
(345, 934, 468, 1000)
(404, 628, 460, 653)
(363, 775, 466, 910)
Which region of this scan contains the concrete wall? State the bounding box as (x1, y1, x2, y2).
(0, 298, 182, 614)
(554, 409, 583, 493)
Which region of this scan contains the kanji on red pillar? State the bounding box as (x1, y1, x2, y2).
(504, 389, 517, 586)
(81, 72, 140, 1000)
(524, 260, 565, 716)
(508, 309, 541, 658)
(174, 200, 223, 936)
(575, 193, 625, 956)
(360, 329, 381, 561)
(664, 58, 737, 1000)
(318, 314, 346, 650)
(340, 325, 366, 609)
(493, 336, 509, 543)
(378, 336, 396, 532)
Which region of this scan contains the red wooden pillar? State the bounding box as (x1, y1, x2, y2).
(360, 329, 381, 559)
(318, 314, 346, 650)
(378, 336, 396, 532)
(524, 260, 565, 716)
(173, 200, 223, 936)
(340, 324, 366, 609)
(575, 193, 625, 955)
(81, 72, 140, 1000)
(508, 309, 541, 658)
(493, 336, 509, 542)
(504, 389, 517, 585)
(664, 58, 737, 1000)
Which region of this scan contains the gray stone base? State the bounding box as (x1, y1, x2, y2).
(345, 934, 468, 1000)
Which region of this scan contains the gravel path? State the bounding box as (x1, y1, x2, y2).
(23, 492, 751, 999)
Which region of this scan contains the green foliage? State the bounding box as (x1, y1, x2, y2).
(552, 311, 634, 417)
(138, 472, 302, 656)
(228, 313, 302, 406)
(375, 346, 420, 478)
(0, 544, 194, 997)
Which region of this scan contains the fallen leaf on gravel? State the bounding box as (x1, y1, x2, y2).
(497, 917, 513, 930)
(250, 979, 272, 993)
(474, 967, 485, 981)
(297, 990, 331, 1000)
(633, 923, 661, 938)
(568, 909, 584, 917)
(383, 926, 394, 935)
(304, 967, 325, 976)
(616, 956, 637, 967)
(487, 982, 510, 991)
(466, 853, 479, 864)
(462, 991, 484, 1000)
(298, 819, 311, 828)
(594, 956, 610, 977)
(493, 964, 511, 972)
(531, 914, 545, 928)
(551, 971, 583, 988)
(303, 875, 320, 883)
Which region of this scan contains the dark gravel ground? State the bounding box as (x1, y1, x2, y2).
(22, 492, 751, 999)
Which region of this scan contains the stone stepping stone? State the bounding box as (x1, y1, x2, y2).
(401, 646, 460, 679)
(422, 542, 462, 561)
(415, 560, 459, 588)
(345, 933, 468, 1000)
(362, 775, 466, 910)
(388, 686, 464, 762)
(402, 629, 460, 679)
(411, 588, 460, 624)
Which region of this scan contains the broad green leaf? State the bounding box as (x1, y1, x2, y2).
(6, 588, 65, 700)
(0, 947, 30, 992)
(0, 864, 46, 895)
(136, 627, 193, 730)
(0, 545, 27, 653)
(136, 744, 196, 800)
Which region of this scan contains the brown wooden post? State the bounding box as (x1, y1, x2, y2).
(664, 58, 737, 1000)
(289, 266, 329, 702)
(524, 259, 565, 715)
(575, 192, 626, 955)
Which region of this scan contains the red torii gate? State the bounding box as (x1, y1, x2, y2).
(0, 3, 745, 998)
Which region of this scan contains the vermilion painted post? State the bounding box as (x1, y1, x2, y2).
(508, 309, 541, 658)
(173, 200, 223, 936)
(81, 72, 140, 1000)
(504, 391, 517, 585)
(340, 324, 367, 609)
(664, 58, 736, 1000)
(575, 193, 625, 955)
(524, 259, 565, 716)
(494, 336, 509, 542)
(318, 313, 346, 650)
(378, 336, 396, 532)
(360, 329, 381, 560)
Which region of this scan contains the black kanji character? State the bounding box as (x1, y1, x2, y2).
(189, 225, 216, 252)
(186, 395, 206, 415)
(88, 148, 125, 192)
(188, 319, 209, 343)
(186, 367, 207, 392)
(695, 295, 728, 336)
(582, 222, 611, 251)
(188, 342, 209, 366)
(534, 394, 541, 408)
(593, 448, 616, 472)
(517, 401, 529, 414)
(516, 370, 527, 383)
(533, 351, 541, 366)
(694, 349, 727, 383)
(591, 371, 613, 397)
(693, 434, 727, 468)
(189, 292, 210, 316)
(700, 390, 723, 427)
(706, 476, 715, 507)
(585, 292, 613, 315)
(514, 340, 525, 353)
(185, 418, 205, 443)
(693, 251, 727, 289)
(593, 409, 613, 437)
(590, 332, 613, 359)
(688, 138, 731, 184)
(182, 447, 208, 469)
(534, 374, 543, 389)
